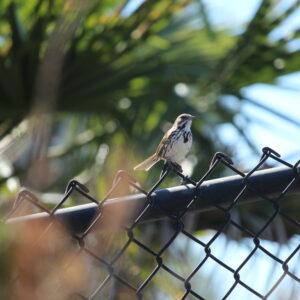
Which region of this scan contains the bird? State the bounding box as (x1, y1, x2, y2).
(134, 113, 195, 172)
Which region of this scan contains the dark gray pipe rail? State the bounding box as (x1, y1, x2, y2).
(6, 166, 300, 233)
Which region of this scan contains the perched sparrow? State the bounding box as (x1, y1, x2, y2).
(134, 113, 195, 172)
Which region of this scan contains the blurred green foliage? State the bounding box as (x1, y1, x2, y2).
(1, 1, 300, 298)
(0, 0, 299, 222)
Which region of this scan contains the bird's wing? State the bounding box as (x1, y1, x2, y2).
(156, 129, 173, 158)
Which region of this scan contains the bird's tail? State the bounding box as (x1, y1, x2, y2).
(134, 153, 160, 171)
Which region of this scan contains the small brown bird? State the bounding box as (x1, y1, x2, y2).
(134, 113, 195, 172)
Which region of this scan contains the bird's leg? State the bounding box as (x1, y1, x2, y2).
(167, 161, 186, 184)
(180, 174, 189, 185)
(170, 162, 183, 173)
(171, 163, 188, 184)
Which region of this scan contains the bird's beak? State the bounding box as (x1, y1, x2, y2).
(190, 115, 196, 119)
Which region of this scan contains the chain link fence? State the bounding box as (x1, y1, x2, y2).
(4, 147, 300, 299)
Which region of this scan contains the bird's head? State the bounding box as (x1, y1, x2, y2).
(174, 113, 195, 130)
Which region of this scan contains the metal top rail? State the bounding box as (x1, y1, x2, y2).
(7, 166, 300, 234)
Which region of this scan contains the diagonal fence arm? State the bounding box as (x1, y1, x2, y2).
(6, 166, 300, 233)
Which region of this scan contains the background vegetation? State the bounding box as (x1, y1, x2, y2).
(0, 0, 299, 299)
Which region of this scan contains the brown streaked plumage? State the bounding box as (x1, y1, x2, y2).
(134, 114, 195, 172)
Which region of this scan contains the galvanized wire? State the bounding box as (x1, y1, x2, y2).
(5, 147, 300, 299)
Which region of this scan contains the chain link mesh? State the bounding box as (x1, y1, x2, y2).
(4, 147, 300, 299)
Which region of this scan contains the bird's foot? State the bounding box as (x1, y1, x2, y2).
(160, 161, 183, 178)
(169, 162, 183, 173)
(180, 175, 190, 185)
